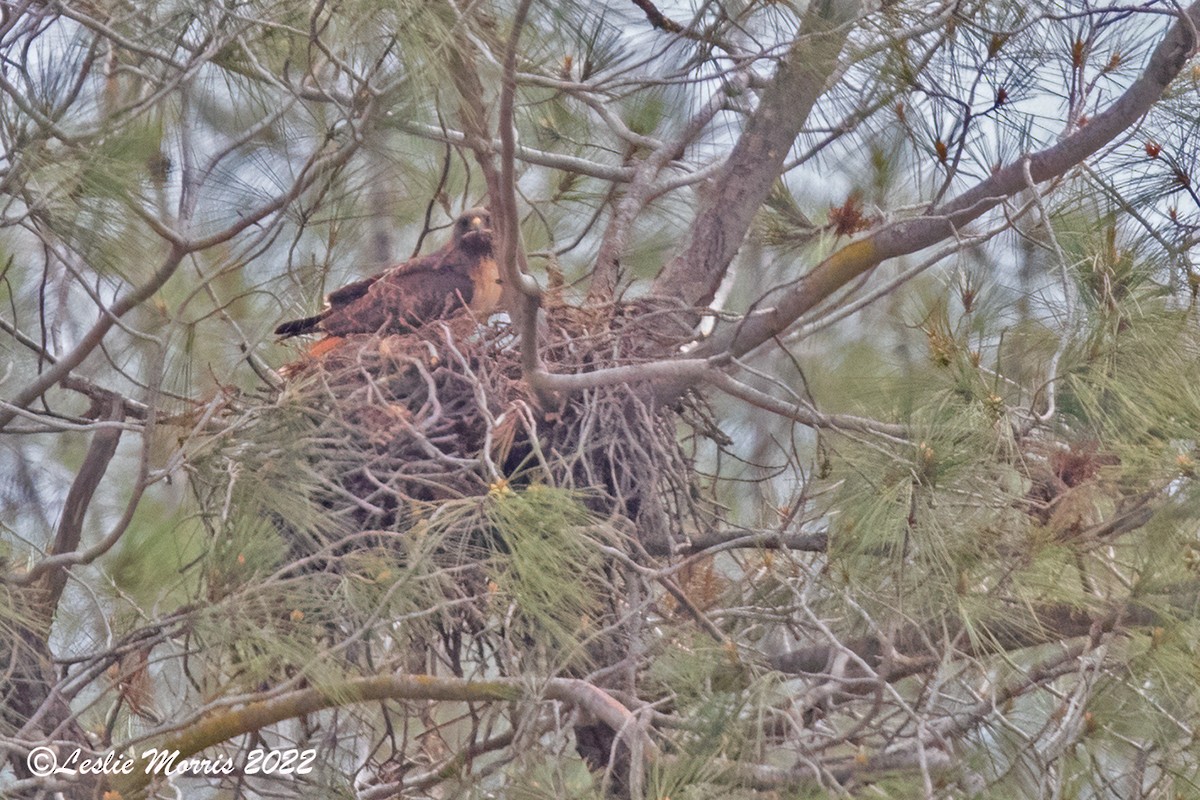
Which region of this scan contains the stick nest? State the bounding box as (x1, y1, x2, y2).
(264, 300, 725, 554)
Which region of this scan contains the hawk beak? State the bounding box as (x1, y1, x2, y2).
(470, 216, 485, 230)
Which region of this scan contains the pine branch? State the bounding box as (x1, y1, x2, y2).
(698, 1, 1200, 360)
(650, 0, 862, 306)
(0, 109, 367, 431)
(107, 674, 654, 797)
(769, 598, 1164, 680)
(629, 0, 683, 33)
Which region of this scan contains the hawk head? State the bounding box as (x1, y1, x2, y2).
(454, 207, 493, 254)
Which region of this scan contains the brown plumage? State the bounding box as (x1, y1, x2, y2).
(275, 207, 501, 342)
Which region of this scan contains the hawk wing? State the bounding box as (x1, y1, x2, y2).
(274, 249, 451, 339)
(325, 274, 381, 306)
(319, 263, 475, 337)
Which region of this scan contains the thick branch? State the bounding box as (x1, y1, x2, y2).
(35, 397, 124, 608)
(530, 355, 904, 436)
(447, 31, 503, 205)
(107, 674, 652, 797)
(495, 0, 548, 396)
(651, 0, 862, 307)
(629, 0, 683, 33)
(700, 1, 1200, 359)
(446, 6, 545, 399)
(587, 56, 761, 302)
(770, 599, 1162, 679)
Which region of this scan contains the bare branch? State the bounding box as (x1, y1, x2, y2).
(389, 119, 638, 182)
(32, 396, 124, 608)
(495, 0, 548, 401)
(529, 353, 905, 437)
(629, 0, 683, 34)
(643, 528, 829, 556)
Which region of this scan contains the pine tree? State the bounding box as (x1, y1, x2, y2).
(3, 1, 1200, 797)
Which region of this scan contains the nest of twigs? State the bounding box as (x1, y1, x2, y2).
(268, 299, 723, 556)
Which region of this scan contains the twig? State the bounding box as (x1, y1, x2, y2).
(629, 0, 683, 33)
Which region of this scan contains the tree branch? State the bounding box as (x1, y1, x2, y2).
(391, 119, 637, 182)
(0, 102, 365, 432)
(0, 243, 186, 432)
(34, 396, 124, 609)
(587, 53, 762, 302)
(106, 673, 653, 797)
(769, 598, 1163, 680)
(698, 0, 1200, 360)
(733, 640, 1087, 791)
(495, 0, 549, 401)
(647, 528, 828, 556)
(650, 0, 862, 307)
(529, 354, 905, 437)
(629, 0, 683, 33)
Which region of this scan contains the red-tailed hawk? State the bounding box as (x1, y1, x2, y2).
(275, 208, 501, 346)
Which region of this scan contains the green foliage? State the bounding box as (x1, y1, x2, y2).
(485, 484, 612, 667)
(794, 210, 1200, 790)
(183, 384, 619, 682)
(107, 502, 206, 605)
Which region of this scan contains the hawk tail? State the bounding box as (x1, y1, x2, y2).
(277, 335, 345, 378)
(274, 313, 326, 338)
(306, 336, 344, 358)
